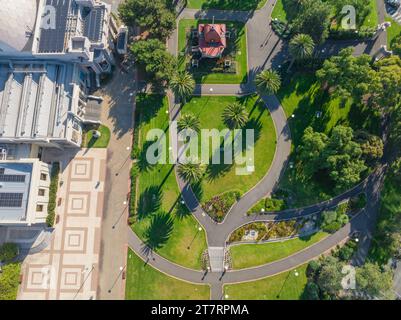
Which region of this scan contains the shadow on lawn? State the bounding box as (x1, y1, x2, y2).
(137, 186, 163, 220)
(143, 212, 175, 252)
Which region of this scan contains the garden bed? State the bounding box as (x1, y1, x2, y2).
(202, 190, 241, 222)
(228, 216, 319, 244)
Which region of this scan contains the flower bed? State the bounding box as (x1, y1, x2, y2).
(228, 216, 317, 244)
(202, 190, 241, 222)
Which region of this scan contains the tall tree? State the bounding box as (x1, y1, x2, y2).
(356, 263, 394, 299)
(316, 48, 377, 103)
(292, 0, 332, 44)
(255, 70, 281, 95)
(118, 0, 175, 40)
(177, 113, 200, 134)
(222, 102, 249, 129)
(177, 162, 204, 183)
(170, 71, 195, 104)
(289, 33, 315, 61)
(131, 39, 176, 84)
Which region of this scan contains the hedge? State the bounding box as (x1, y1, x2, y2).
(46, 162, 60, 227)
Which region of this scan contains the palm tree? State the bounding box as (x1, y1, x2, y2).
(255, 70, 281, 96)
(170, 71, 195, 104)
(177, 113, 200, 134)
(288, 33, 315, 71)
(222, 102, 249, 129)
(177, 162, 204, 183)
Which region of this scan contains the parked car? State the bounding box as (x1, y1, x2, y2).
(386, 0, 401, 8)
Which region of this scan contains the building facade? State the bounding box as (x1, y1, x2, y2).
(0, 159, 51, 226)
(0, 0, 114, 149)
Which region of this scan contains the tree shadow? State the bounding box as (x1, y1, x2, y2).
(137, 139, 161, 173)
(200, 0, 262, 11)
(137, 186, 163, 220)
(143, 212, 174, 251)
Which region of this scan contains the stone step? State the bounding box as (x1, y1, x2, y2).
(208, 247, 225, 272)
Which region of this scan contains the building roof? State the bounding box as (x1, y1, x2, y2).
(0, 162, 32, 222)
(0, 0, 38, 52)
(198, 24, 227, 58)
(0, 61, 74, 141)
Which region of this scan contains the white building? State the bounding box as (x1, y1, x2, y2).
(0, 0, 114, 149)
(0, 159, 51, 226)
(0, 0, 115, 75)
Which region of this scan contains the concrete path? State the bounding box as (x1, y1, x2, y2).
(97, 66, 136, 300)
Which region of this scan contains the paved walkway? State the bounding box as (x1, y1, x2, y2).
(96, 66, 136, 300)
(18, 148, 107, 300)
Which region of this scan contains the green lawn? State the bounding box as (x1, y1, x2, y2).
(178, 19, 248, 84)
(82, 125, 111, 148)
(368, 164, 401, 265)
(271, 0, 288, 22)
(0, 263, 21, 300)
(187, 0, 267, 10)
(132, 94, 207, 270)
(276, 73, 380, 207)
(181, 95, 276, 202)
(386, 17, 401, 49)
(272, 0, 378, 28)
(230, 232, 328, 269)
(224, 264, 308, 299)
(125, 249, 210, 300)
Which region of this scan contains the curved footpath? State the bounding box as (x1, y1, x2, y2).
(127, 0, 388, 299)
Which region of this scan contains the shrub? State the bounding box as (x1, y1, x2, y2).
(303, 282, 320, 300)
(329, 27, 375, 40)
(46, 162, 60, 227)
(319, 208, 349, 233)
(247, 196, 287, 214)
(0, 262, 21, 300)
(349, 193, 367, 212)
(128, 163, 139, 224)
(271, 19, 292, 39)
(306, 260, 321, 280)
(0, 243, 18, 263)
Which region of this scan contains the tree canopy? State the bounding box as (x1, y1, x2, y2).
(131, 39, 176, 84)
(118, 0, 175, 40)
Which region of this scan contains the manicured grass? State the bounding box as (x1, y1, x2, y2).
(0, 263, 21, 300)
(125, 249, 210, 300)
(363, 0, 379, 28)
(178, 19, 248, 84)
(181, 95, 276, 202)
(82, 125, 111, 148)
(187, 0, 267, 10)
(272, 0, 378, 28)
(132, 94, 207, 270)
(276, 73, 380, 207)
(386, 17, 401, 49)
(230, 232, 328, 269)
(271, 0, 288, 22)
(224, 264, 308, 299)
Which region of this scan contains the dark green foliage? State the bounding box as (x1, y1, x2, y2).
(0, 243, 18, 263)
(131, 39, 177, 84)
(319, 208, 349, 233)
(118, 0, 175, 40)
(46, 162, 60, 227)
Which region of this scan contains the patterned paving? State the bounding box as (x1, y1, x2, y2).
(18, 149, 107, 300)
